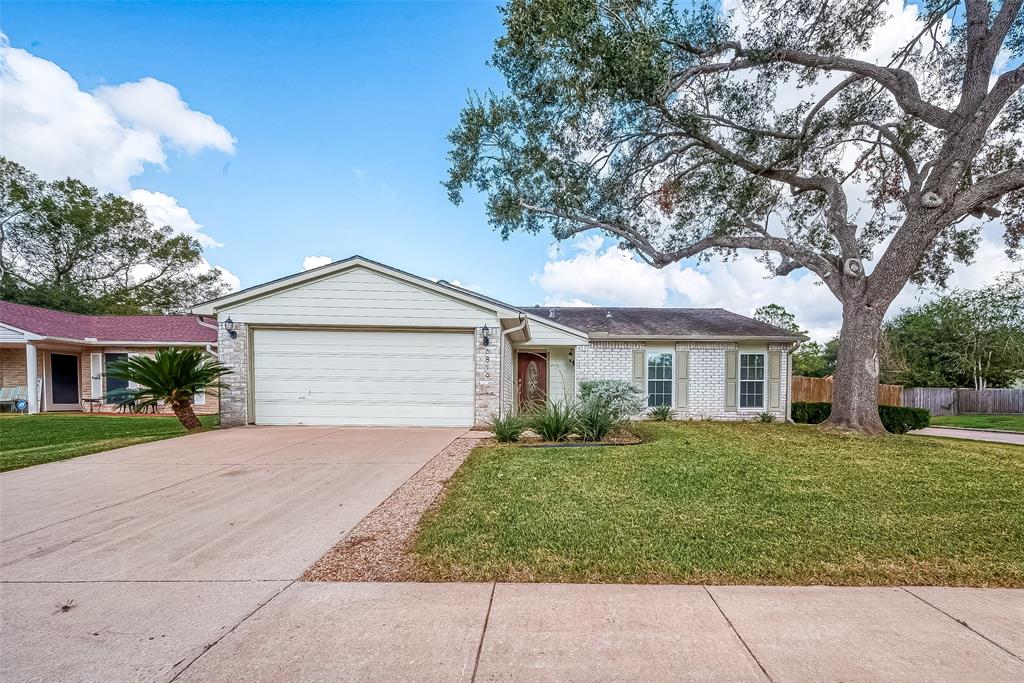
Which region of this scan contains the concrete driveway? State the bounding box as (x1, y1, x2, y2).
(0, 426, 465, 681)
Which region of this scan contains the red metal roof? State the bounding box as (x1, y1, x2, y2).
(0, 301, 217, 344)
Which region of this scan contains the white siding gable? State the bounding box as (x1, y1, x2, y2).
(0, 324, 27, 342)
(523, 315, 589, 346)
(219, 266, 500, 329)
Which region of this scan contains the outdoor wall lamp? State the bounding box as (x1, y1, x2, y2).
(481, 324, 491, 347)
(224, 317, 237, 339)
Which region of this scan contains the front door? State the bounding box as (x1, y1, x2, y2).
(50, 353, 80, 406)
(517, 352, 548, 408)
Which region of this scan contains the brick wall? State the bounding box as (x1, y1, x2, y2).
(218, 323, 249, 427)
(575, 340, 645, 386)
(0, 348, 27, 386)
(474, 327, 499, 427)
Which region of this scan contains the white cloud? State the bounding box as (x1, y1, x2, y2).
(94, 77, 235, 156)
(532, 239, 672, 306)
(0, 37, 234, 192)
(302, 255, 333, 271)
(212, 264, 241, 292)
(128, 190, 222, 248)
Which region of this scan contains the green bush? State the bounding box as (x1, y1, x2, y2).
(648, 404, 674, 421)
(489, 414, 525, 443)
(526, 401, 577, 441)
(791, 402, 931, 434)
(879, 405, 931, 434)
(756, 411, 777, 423)
(578, 379, 644, 421)
(576, 398, 618, 441)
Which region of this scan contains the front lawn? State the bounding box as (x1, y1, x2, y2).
(413, 421, 1024, 586)
(929, 414, 1024, 432)
(0, 414, 218, 472)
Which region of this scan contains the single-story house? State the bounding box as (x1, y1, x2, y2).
(192, 256, 804, 428)
(0, 301, 219, 415)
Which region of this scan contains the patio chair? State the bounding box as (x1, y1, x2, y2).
(0, 386, 29, 413)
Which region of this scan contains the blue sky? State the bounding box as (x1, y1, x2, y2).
(0, 1, 1016, 341)
(2, 1, 562, 302)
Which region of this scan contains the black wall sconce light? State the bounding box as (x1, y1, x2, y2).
(224, 317, 237, 339)
(481, 324, 491, 347)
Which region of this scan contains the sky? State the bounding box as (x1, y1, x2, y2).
(0, 0, 1018, 342)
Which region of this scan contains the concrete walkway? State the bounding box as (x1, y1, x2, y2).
(913, 426, 1024, 446)
(0, 426, 466, 681)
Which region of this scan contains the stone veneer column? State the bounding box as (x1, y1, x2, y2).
(217, 321, 249, 427)
(473, 327, 500, 427)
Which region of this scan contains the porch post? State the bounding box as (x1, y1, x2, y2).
(25, 342, 39, 414)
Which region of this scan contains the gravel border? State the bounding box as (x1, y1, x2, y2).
(301, 436, 478, 582)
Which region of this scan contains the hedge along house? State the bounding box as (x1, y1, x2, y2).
(0, 301, 219, 415)
(192, 256, 804, 428)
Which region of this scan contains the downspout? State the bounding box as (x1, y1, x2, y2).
(786, 341, 799, 422)
(195, 315, 219, 359)
(499, 314, 529, 418)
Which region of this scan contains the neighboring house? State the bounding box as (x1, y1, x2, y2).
(0, 301, 219, 415)
(192, 256, 804, 428)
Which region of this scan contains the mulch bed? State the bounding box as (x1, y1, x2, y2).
(302, 436, 478, 582)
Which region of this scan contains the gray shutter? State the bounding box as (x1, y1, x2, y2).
(725, 351, 738, 412)
(769, 351, 781, 410)
(675, 349, 688, 409)
(632, 350, 645, 389)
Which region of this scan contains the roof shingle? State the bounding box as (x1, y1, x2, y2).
(0, 301, 217, 343)
(520, 306, 802, 339)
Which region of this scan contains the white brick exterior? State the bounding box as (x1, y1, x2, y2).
(474, 327, 500, 427)
(575, 340, 645, 384)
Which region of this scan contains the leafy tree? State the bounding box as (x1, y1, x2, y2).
(106, 348, 230, 431)
(753, 303, 805, 335)
(883, 276, 1024, 388)
(793, 338, 840, 378)
(0, 157, 228, 314)
(445, 0, 1024, 434)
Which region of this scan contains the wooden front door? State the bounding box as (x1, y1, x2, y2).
(517, 352, 548, 408)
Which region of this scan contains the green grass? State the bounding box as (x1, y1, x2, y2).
(0, 413, 219, 471)
(929, 414, 1024, 432)
(413, 421, 1024, 586)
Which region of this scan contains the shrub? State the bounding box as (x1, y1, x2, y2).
(648, 404, 674, 421)
(526, 400, 577, 441)
(756, 411, 776, 423)
(576, 398, 618, 441)
(791, 402, 832, 424)
(489, 414, 525, 443)
(879, 405, 931, 434)
(578, 380, 644, 421)
(791, 402, 931, 434)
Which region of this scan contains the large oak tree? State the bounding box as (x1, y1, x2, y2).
(445, 0, 1024, 434)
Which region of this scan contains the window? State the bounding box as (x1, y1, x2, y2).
(647, 352, 673, 407)
(105, 353, 129, 398)
(739, 353, 765, 408)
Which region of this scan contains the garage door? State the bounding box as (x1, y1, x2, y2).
(252, 328, 475, 426)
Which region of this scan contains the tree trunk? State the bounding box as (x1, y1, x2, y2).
(822, 302, 887, 435)
(171, 401, 203, 432)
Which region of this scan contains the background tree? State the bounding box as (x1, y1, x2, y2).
(0, 157, 228, 314)
(753, 303, 805, 335)
(883, 275, 1024, 388)
(446, 0, 1024, 434)
(793, 338, 840, 377)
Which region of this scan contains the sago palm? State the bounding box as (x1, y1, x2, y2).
(106, 348, 231, 431)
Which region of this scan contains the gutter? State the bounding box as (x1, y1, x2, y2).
(499, 314, 529, 418)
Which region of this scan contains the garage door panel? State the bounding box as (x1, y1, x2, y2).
(252, 329, 475, 427)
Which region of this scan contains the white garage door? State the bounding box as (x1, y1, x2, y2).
(252, 328, 474, 426)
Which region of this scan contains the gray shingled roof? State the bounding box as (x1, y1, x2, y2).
(520, 307, 803, 339)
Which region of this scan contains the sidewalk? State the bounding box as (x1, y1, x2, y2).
(913, 426, 1024, 446)
(168, 583, 1023, 681)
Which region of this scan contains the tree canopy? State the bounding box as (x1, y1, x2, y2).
(0, 157, 228, 314)
(445, 0, 1024, 433)
(883, 274, 1024, 388)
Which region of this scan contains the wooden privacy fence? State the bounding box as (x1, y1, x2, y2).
(791, 376, 904, 406)
(902, 388, 1024, 416)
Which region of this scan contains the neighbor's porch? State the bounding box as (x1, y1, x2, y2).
(0, 343, 217, 415)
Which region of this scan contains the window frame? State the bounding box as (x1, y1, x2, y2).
(738, 352, 766, 409)
(104, 352, 130, 398)
(645, 349, 674, 408)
